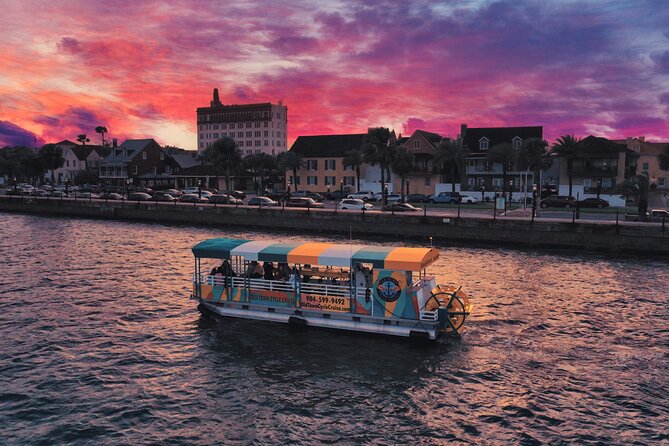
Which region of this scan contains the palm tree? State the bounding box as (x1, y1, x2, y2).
(658, 144, 669, 171)
(552, 135, 582, 197)
(342, 148, 365, 191)
(518, 138, 553, 187)
(76, 134, 90, 145)
(486, 143, 518, 196)
(37, 144, 65, 185)
(435, 136, 469, 194)
(615, 174, 650, 219)
(277, 151, 304, 191)
(202, 137, 242, 190)
(363, 127, 398, 206)
(243, 153, 276, 193)
(390, 147, 413, 202)
(95, 126, 108, 146)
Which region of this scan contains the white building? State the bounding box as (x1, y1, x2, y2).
(44, 140, 108, 184)
(196, 88, 288, 157)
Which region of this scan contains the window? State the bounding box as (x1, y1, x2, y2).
(602, 178, 613, 188)
(414, 140, 420, 149)
(254, 122, 260, 128)
(255, 131, 261, 137)
(658, 177, 666, 187)
(307, 176, 318, 185)
(160, 152, 164, 160)
(479, 138, 489, 150)
(142, 152, 147, 160)
(199, 133, 203, 139)
(199, 142, 204, 148)
(246, 122, 252, 128)
(246, 150, 252, 155)
(255, 150, 261, 154)
(213, 133, 219, 139)
(512, 137, 522, 149)
(583, 179, 592, 188)
(264, 140, 268, 146)
(246, 131, 252, 137)
(264, 130, 269, 137)
(264, 121, 268, 127)
(221, 123, 227, 129)
(213, 124, 219, 130)
(492, 178, 503, 187)
(255, 140, 261, 146)
(325, 176, 336, 185)
(133, 165, 138, 174)
(66, 160, 69, 167)
(238, 131, 243, 138)
(152, 166, 157, 174)
(468, 178, 476, 186)
(642, 162, 649, 171)
(343, 163, 353, 171)
(237, 123, 243, 128)
(222, 132, 227, 137)
(276, 113, 281, 118)
(344, 176, 355, 186)
(307, 160, 318, 170)
(246, 141, 252, 147)
(425, 177, 431, 186)
(325, 159, 336, 170)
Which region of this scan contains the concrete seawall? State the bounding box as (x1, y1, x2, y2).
(1, 196, 668, 255)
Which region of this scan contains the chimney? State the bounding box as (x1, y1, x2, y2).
(112, 138, 118, 148)
(639, 136, 645, 142)
(460, 123, 467, 138)
(211, 88, 222, 107)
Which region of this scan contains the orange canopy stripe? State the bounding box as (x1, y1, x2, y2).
(384, 247, 439, 271)
(287, 242, 336, 265)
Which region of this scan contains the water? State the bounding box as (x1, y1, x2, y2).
(0, 213, 667, 445)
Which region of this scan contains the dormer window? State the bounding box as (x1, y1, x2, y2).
(479, 137, 489, 150)
(414, 140, 420, 149)
(512, 136, 522, 150)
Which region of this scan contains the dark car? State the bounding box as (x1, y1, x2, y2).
(179, 194, 209, 203)
(153, 193, 177, 202)
(578, 197, 609, 208)
(265, 190, 289, 201)
(129, 186, 153, 195)
(286, 197, 324, 208)
(156, 188, 182, 197)
(209, 194, 242, 205)
(324, 190, 345, 201)
(98, 192, 124, 200)
(540, 195, 577, 208)
(383, 203, 421, 212)
(407, 193, 429, 203)
(128, 192, 152, 201)
(226, 190, 246, 199)
(305, 192, 323, 202)
(248, 197, 279, 207)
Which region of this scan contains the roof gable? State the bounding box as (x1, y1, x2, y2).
(463, 126, 543, 154)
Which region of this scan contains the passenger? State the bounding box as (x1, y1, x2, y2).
(247, 261, 263, 279)
(263, 261, 275, 280)
(210, 266, 218, 276)
(354, 263, 366, 289)
(289, 267, 299, 290)
(278, 263, 291, 281)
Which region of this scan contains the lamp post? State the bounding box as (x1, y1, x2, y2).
(12, 176, 17, 194)
(481, 183, 485, 203)
(508, 179, 513, 203)
(532, 183, 538, 221)
(197, 179, 202, 200)
(340, 179, 344, 199)
(65, 178, 70, 196)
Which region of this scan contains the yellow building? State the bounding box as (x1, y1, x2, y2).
(287, 134, 366, 193)
(613, 137, 669, 189)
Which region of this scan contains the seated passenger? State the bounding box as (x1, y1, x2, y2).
(247, 261, 263, 279)
(289, 267, 299, 290)
(263, 261, 275, 280)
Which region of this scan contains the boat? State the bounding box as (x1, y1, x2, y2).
(191, 238, 472, 340)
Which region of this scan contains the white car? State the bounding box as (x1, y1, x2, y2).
(182, 188, 212, 198)
(374, 193, 402, 203)
(347, 191, 375, 201)
(339, 199, 373, 210)
(459, 194, 479, 204)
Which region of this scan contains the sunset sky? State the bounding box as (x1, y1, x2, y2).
(1, 0, 668, 149)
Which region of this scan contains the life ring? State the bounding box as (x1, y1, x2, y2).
(425, 284, 472, 334)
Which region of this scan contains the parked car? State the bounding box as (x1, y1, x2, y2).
(347, 191, 375, 201)
(6, 187, 29, 195)
(153, 193, 177, 202)
(265, 190, 289, 201)
(179, 194, 208, 203)
(209, 194, 242, 205)
(98, 192, 124, 200)
(540, 195, 577, 208)
(383, 203, 421, 212)
(127, 192, 152, 201)
(407, 193, 429, 203)
(578, 197, 609, 208)
(374, 193, 402, 203)
(459, 194, 479, 204)
(226, 190, 246, 199)
(129, 186, 153, 195)
(649, 209, 669, 221)
(248, 196, 279, 207)
(428, 192, 461, 204)
(305, 192, 324, 202)
(286, 197, 324, 208)
(30, 189, 49, 197)
(290, 190, 309, 198)
(339, 199, 373, 210)
(156, 188, 182, 197)
(73, 192, 101, 199)
(48, 191, 70, 198)
(324, 190, 345, 201)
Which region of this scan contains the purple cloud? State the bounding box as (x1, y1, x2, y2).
(0, 121, 43, 147)
(652, 50, 669, 73)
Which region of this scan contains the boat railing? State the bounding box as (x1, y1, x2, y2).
(194, 274, 352, 297)
(300, 282, 350, 297)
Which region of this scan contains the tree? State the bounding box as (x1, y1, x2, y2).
(552, 135, 582, 197)
(435, 136, 469, 194)
(390, 147, 413, 201)
(342, 148, 365, 191)
(77, 134, 90, 145)
(277, 150, 304, 191)
(202, 137, 242, 190)
(615, 174, 650, 219)
(658, 144, 669, 171)
(363, 127, 398, 206)
(37, 144, 65, 185)
(95, 126, 108, 146)
(486, 143, 518, 196)
(243, 153, 277, 193)
(518, 138, 553, 187)
(0, 146, 38, 182)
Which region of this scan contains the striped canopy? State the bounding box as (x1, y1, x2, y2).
(192, 238, 439, 271)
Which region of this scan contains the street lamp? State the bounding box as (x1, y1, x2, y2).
(12, 176, 17, 194)
(340, 179, 344, 198)
(197, 179, 202, 200)
(65, 178, 70, 196)
(508, 179, 514, 203)
(481, 182, 486, 203)
(531, 184, 538, 220)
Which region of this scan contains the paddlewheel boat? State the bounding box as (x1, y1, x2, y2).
(191, 238, 472, 340)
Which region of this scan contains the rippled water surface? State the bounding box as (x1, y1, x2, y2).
(1, 213, 668, 445)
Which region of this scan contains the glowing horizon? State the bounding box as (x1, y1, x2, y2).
(1, 0, 668, 149)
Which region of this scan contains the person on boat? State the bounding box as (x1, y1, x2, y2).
(289, 267, 299, 290)
(247, 261, 263, 279)
(278, 262, 291, 281)
(263, 262, 275, 280)
(221, 260, 235, 287)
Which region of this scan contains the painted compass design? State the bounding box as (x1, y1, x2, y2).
(376, 277, 402, 302)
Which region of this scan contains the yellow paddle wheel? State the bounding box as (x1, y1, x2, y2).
(425, 284, 472, 335)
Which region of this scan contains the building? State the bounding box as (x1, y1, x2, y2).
(287, 134, 365, 192)
(99, 139, 177, 186)
(460, 124, 543, 197)
(44, 140, 108, 184)
(612, 137, 669, 189)
(555, 135, 638, 205)
(196, 88, 287, 157)
(393, 130, 444, 195)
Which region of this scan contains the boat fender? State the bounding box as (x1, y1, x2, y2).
(288, 316, 308, 328)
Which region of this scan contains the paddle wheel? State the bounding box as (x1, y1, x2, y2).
(425, 284, 472, 335)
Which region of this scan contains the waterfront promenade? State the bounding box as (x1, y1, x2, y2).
(1, 195, 667, 255)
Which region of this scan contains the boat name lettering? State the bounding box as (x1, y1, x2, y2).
(249, 291, 296, 305)
(301, 294, 349, 312)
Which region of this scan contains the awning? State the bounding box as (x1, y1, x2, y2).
(192, 238, 439, 271)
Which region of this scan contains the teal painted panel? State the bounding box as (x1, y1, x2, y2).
(192, 238, 250, 259)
